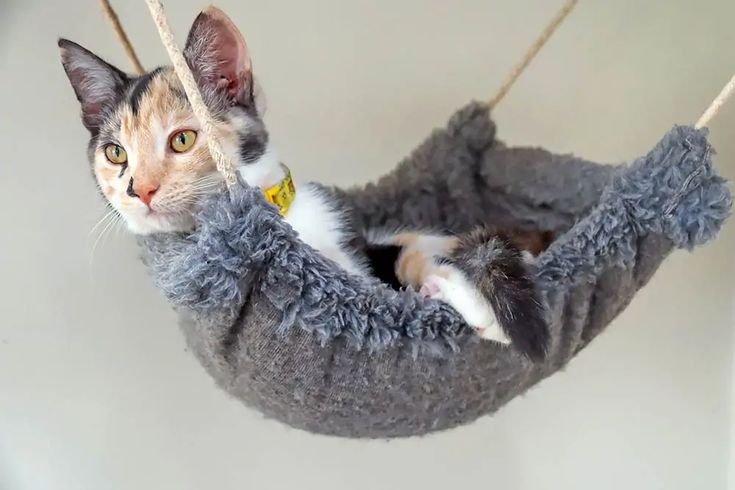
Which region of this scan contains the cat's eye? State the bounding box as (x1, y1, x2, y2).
(170, 130, 197, 153)
(104, 144, 128, 165)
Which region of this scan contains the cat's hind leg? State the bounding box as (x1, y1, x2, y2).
(385, 232, 510, 344)
(445, 227, 550, 361)
(419, 265, 510, 344)
(385, 228, 550, 360)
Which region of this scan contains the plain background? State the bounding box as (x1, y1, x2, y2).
(1, 1, 734, 489)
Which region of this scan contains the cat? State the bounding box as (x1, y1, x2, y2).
(58, 6, 551, 360)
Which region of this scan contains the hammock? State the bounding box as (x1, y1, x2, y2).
(100, 0, 732, 437)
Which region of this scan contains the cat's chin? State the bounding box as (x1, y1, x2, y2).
(126, 211, 196, 235)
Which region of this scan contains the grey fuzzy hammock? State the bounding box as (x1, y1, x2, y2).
(141, 102, 731, 438)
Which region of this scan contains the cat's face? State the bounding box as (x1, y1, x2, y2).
(59, 7, 267, 234)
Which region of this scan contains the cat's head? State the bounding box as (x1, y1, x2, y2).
(59, 7, 271, 234)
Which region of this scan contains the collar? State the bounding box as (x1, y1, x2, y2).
(262, 165, 296, 216)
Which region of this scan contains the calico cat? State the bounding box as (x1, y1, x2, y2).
(59, 7, 551, 359)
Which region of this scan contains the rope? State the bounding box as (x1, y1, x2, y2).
(98, 0, 732, 186)
(99, 0, 145, 75)
(487, 0, 578, 109)
(143, 0, 238, 187)
(695, 73, 735, 129)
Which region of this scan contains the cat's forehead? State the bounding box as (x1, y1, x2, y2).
(99, 67, 191, 140)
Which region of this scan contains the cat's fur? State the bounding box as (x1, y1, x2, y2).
(59, 7, 551, 360)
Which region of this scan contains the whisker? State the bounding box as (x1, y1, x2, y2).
(192, 172, 225, 185)
(106, 214, 125, 246)
(88, 211, 120, 270)
(87, 207, 118, 242)
(189, 182, 225, 192)
(189, 190, 220, 198)
(111, 214, 126, 240)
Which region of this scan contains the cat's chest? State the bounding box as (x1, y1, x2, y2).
(283, 184, 367, 276)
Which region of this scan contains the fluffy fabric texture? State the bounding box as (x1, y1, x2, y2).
(140, 102, 731, 438)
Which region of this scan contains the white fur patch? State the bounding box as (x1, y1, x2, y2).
(233, 137, 282, 186)
(283, 184, 369, 276)
(237, 145, 369, 277)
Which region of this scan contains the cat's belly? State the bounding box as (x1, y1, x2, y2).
(283, 183, 369, 276)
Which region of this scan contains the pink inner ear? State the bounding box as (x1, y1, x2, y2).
(206, 10, 252, 99)
(216, 37, 247, 97)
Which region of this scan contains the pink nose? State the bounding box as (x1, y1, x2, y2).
(134, 183, 159, 206)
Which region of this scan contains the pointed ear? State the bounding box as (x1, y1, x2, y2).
(58, 39, 128, 133)
(183, 7, 253, 106)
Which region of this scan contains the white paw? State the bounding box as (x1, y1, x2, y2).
(419, 276, 443, 299)
(473, 323, 510, 343)
(421, 268, 510, 345)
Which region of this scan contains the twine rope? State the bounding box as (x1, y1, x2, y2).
(99, 0, 145, 75)
(487, 0, 578, 109)
(695, 73, 735, 129)
(97, 0, 733, 187)
(144, 0, 238, 187)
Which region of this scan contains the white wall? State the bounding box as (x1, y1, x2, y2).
(1, 1, 733, 489)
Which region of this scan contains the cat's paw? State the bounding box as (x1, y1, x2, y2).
(419, 277, 443, 299)
(421, 268, 510, 345)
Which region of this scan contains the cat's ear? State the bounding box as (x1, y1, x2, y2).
(184, 7, 253, 106)
(58, 39, 128, 133)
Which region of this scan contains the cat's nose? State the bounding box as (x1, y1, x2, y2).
(130, 178, 159, 207)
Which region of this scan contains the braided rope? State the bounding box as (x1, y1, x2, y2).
(99, 0, 145, 75)
(97, 0, 732, 187)
(487, 0, 578, 109)
(695, 73, 735, 129)
(144, 0, 238, 187)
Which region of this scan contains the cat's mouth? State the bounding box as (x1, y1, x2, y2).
(125, 189, 207, 234)
(146, 200, 192, 217)
(147, 207, 189, 222)
(133, 205, 195, 234)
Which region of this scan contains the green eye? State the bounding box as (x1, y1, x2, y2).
(104, 144, 127, 164)
(170, 129, 197, 153)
